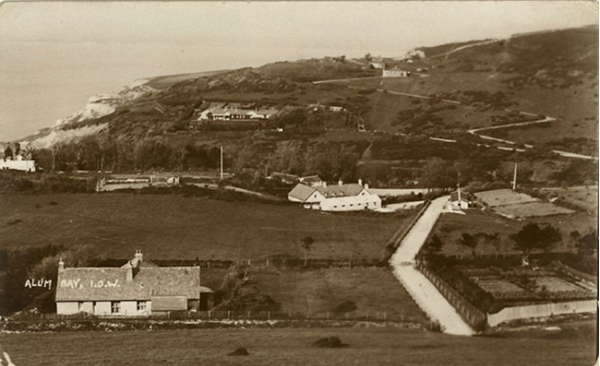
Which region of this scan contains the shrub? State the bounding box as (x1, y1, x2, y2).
(331, 300, 357, 313)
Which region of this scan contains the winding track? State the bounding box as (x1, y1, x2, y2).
(314, 79, 598, 161)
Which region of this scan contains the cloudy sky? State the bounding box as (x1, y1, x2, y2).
(0, 1, 597, 141)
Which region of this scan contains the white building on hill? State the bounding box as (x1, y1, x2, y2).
(382, 67, 409, 78)
(56, 251, 212, 316)
(288, 179, 381, 212)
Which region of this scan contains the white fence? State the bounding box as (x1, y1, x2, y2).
(487, 300, 597, 327)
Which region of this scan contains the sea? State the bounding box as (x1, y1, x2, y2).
(0, 41, 399, 142)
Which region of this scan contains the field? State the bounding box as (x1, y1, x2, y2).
(0, 194, 407, 261)
(253, 267, 426, 322)
(539, 186, 599, 212)
(474, 189, 539, 207)
(0, 322, 596, 366)
(493, 202, 574, 219)
(429, 209, 596, 257)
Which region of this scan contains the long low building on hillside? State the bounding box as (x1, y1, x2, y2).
(288, 179, 381, 212)
(56, 251, 212, 316)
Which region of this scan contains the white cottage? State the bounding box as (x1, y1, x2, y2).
(56, 251, 211, 316)
(288, 179, 381, 212)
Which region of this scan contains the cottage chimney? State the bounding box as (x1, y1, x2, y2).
(364, 183, 369, 190)
(124, 261, 133, 281)
(358, 179, 363, 186)
(323, 182, 327, 188)
(135, 250, 143, 263)
(338, 179, 343, 186)
(58, 258, 64, 271)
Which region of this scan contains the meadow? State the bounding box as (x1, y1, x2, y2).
(253, 267, 426, 322)
(0, 322, 596, 366)
(0, 193, 407, 261)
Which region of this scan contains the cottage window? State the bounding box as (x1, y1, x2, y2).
(78, 301, 84, 312)
(137, 301, 147, 311)
(111, 301, 121, 314)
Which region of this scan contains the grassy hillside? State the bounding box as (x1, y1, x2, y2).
(16, 25, 598, 192)
(0, 194, 409, 261)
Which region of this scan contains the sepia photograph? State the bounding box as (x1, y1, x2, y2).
(0, 1, 598, 365)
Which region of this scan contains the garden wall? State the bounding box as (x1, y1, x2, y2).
(417, 263, 488, 330)
(487, 300, 597, 327)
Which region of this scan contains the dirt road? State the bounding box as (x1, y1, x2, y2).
(390, 196, 475, 336)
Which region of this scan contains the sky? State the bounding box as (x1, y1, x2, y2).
(0, 1, 597, 141)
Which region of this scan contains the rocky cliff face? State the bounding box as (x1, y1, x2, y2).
(23, 82, 157, 148)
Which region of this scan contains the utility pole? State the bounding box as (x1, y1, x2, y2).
(512, 163, 517, 190)
(220, 146, 223, 180)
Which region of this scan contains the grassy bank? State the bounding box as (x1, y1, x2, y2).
(0, 322, 596, 366)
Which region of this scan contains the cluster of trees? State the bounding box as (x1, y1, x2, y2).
(31, 136, 223, 173)
(0, 244, 100, 314)
(424, 223, 597, 268)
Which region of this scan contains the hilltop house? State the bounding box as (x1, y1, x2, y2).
(198, 103, 279, 121)
(288, 179, 381, 212)
(55, 251, 212, 316)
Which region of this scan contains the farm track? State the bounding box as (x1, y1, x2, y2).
(389, 196, 475, 336)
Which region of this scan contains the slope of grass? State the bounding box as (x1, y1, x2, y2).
(0, 194, 408, 261)
(254, 267, 426, 322)
(0, 323, 596, 366)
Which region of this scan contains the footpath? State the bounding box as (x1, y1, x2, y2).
(390, 196, 475, 336)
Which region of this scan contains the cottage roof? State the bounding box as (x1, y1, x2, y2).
(288, 182, 370, 202)
(315, 183, 366, 198)
(56, 266, 201, 302)
(299, 175, 323, 185)
(288, 183, 317, 201)
(450, 190, 471, 202)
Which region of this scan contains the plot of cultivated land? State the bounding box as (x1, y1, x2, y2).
(474, 278, 533, 300)
(533, 276, 588, 293)
(493, 202, 574, 219)
(0, 194, 407, 260)
(254, 267, 426, 323)
(475, 189, 539, 207)
(1, 324, 596, 366)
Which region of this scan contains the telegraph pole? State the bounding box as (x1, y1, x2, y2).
(512, 163, 517, 190)
(220, 146, 223, 180)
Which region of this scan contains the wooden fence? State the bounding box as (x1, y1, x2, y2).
(417, 263, 488, 330)
(13, 310, 422, 324)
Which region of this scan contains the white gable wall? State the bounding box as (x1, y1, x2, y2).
(319, 193, 381, 212)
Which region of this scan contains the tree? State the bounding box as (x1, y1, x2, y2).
(423, 234, 444, 256)
(301, 236, 315, 267)
(365, 53, 372, 62)
(510, 223, 561, 266)
(457, 233, 477, 257)
(478, 232, 501, 257)
(4, 146, 13, 159)
(576, 229, 598, 257)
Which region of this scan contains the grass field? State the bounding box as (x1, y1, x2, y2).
(493, 202, 574, 219)
(253, 267, 426, 322)
(539, 186, 599, 212)
(0, 322, 595, 366)
(430, 209, 596, 257)
(0, 194, 407, 260)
